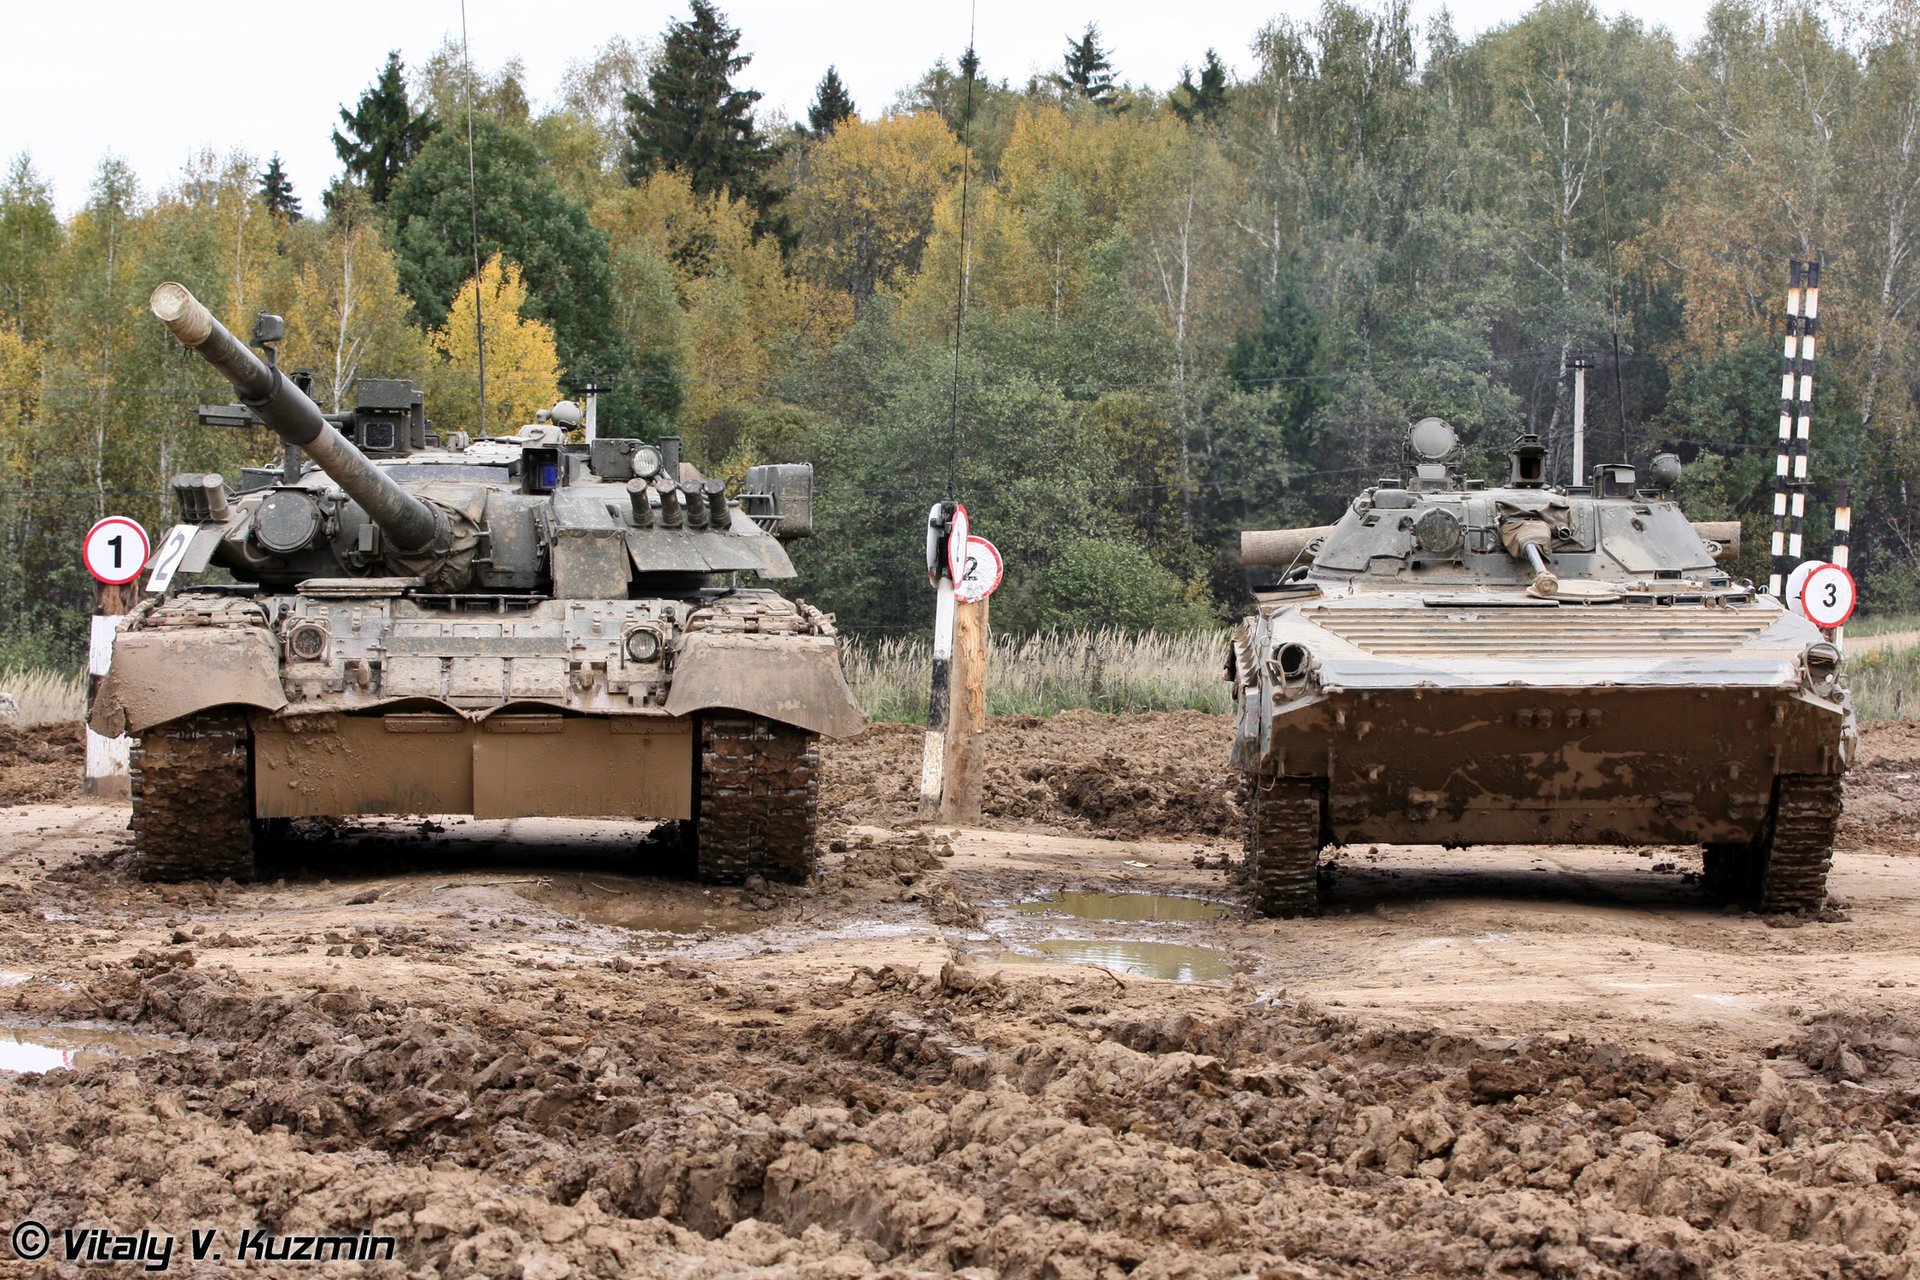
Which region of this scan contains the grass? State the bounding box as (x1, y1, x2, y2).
(0, 666, 87, 726)
(1850, 641, 1920, 722)
(1846, 612, 1920, 638)
(845, 628, 1233, 724)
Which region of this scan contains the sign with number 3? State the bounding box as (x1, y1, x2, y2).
(1799, 562, 1857, 629)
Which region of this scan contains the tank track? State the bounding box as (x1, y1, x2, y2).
(1757, 774, 1842, 913)
(694, 715, 820, 884)
(128, 710, 257, 882)
(1244, 773, 1324, 918)
(1701, 774, 1841, 913)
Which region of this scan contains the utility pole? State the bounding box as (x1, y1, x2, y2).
(1569, 354, 1594, 487)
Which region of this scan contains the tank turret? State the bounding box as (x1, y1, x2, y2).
(152, 283, 462, 578)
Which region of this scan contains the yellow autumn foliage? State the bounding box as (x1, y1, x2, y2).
(424, 255, 562, 436)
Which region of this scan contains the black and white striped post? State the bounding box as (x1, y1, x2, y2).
(919, 501, 964, 818)
(1770, 258, 1820, 598)
(1831, 479, 1852, 647)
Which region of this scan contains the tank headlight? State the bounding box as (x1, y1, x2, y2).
(625, 627, 662, 663)
(287, 621, 330, 662)
(1804, 641, 1841, 695)
(631, 445, 663, 481)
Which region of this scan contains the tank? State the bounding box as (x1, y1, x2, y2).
(1230, 417, 1854, 917)
(89, 282, 864, 882)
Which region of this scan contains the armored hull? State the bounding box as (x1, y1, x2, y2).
(1231, 426, 1853, 916)
(93, 284, 863, 883)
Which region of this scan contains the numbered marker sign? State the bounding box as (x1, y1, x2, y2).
(954, 536, 1003, 604)
(945, 504, 971, 584)
(83, 516, 150, 586)
(1800, 562, 1858, 628)
(927, 501, 971, 584)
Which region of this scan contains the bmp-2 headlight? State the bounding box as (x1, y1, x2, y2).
(1804, 641, 1841, 696)
(624, 627, 663, 663)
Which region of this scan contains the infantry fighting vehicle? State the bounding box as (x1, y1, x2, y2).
(1231, 418, 1853, 916)
(90, 282, 863, 882)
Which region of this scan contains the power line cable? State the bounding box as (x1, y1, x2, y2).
(460, 0, 489, 439)
(944, 2, 979, 499)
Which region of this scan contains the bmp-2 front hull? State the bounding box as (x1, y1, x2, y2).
(1231, 594, 1853, 874)
(1257, 683, 1847, 847)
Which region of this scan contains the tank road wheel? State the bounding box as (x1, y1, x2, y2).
(1702, 775, 1842, 913)
(1244, 774, 1326, 918)
(693, 715, 821, 884)
(128, 710, 257, 882)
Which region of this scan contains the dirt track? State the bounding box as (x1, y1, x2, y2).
(2, 714, 1918, 1278)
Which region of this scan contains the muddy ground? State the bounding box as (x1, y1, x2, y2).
(1, 715, 1918, 1278)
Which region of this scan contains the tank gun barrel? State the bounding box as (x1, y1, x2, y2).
(150, 282, 440, 554)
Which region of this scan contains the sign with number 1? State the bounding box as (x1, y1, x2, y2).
(83, 517, 150, 586)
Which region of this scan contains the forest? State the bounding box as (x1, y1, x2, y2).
(1, 0, 1917, 665)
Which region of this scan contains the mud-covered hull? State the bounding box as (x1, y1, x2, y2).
(1257, 685, 1845, 846)
(252, 710, 694, 820)
(1233, 592, 1854, 849)
(98, 588, 857, 880)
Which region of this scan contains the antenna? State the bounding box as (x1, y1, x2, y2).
(945, 2, 978, 498)
(460, 0, 489, 438)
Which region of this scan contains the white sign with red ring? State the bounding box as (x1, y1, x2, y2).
(83, 517, 150, 586)
(945, 504, 971, 584)
(1799, 562, 1858, 628)
(953, 536, 1004, 604)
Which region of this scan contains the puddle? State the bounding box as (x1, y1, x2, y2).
(0, 1026, 176, 1075)
(0, 971, 27, 987)
(1033, 939, 1241, 983)
(1015, 892, 1229, 923)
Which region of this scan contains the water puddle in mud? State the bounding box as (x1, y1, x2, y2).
(1015, 892, 1230, 923)
(0, 1026, 176, 1074)
(1032, 939, 1241, 982)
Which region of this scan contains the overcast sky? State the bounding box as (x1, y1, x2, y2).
(4, 0, 1719, 216)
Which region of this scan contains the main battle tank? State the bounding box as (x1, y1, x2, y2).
(1230, 418, 1853, 917)
(90, 282, 864, 882)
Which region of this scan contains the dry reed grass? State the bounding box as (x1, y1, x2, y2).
(845, 628, 1232, 723)
(0, 666, 87, 725)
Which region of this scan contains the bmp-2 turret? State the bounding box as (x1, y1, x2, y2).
(92, 282, 863, 882)
(1230, 417, 1854, 917)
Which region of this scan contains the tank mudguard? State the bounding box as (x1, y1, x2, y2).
(90, 626, 287, 736)
(664, 631, 866, 738)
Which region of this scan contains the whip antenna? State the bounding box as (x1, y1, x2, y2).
(945, 2, 977, 497)
(460, 0, 489, 437)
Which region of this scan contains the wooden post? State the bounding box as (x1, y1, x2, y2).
(940, 596, 988, 821)
(84, 579, 135, 799)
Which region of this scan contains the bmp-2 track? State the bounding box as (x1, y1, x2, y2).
(1231, 419, 1854, 917)
(91, 282, 864, 882)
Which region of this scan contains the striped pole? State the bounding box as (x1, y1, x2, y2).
(1790, 261, 1820, 569)
(1769, 260, 1805, 598)
(1831, 479, 1851, 649)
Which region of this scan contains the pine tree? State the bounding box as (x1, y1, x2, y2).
(1054, 24, 1119, 108)
(622, 2, 777, 229)
(1170, 50, 1229, 125)
(807, 66, 856, 138)
(333, 51, 434, 204)
(258, 153, 303, 221)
